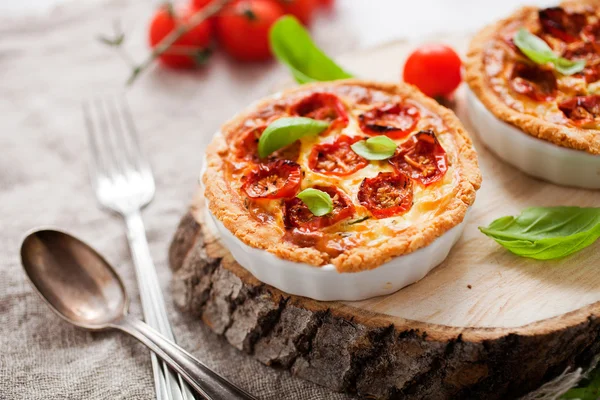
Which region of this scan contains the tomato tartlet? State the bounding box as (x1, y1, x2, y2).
(466, 0, 600, 188)
(202, 80, 480, 283)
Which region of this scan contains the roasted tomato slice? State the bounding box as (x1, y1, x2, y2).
(389, 130, 448, 186)
(358, 172, 413, 219)
(538, 7, 587, 43)
(283, 185, 355, 231)
(579, 63, 600, 83)
(563, 41, 600, 61)
(308, 135, 368, 176)
(582, 22, 600, 42)
(242, 160, 302, 199)
(233, 125, 266, 159)
(358, 103, 420, 139)
(290, 92, 348, 130)
(510, 62, 557, 101)
(558, 95, 600, 126)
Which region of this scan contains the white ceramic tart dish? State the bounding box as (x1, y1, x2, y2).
(467, 88, 600, 188)
(201, 80, 481, 301)
(465, 0, 600, 188)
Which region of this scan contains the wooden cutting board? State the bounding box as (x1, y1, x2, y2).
(169, 34, 600, 399)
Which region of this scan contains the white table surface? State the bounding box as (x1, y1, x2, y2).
(4, 0, 558, 47)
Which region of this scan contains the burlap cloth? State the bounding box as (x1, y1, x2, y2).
(0, 0, 591, 399)
(0, 0, 357, 398)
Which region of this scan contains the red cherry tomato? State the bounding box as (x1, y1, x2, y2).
(215, 0, 284, 61)
(318, 0, 334, 8)
(358, 172, 413, 219)
(308, 135, 369, 176)
(358, 103, 419, 139)
(290, 92, 349, 130)
(403, 44, 462, 98)
(232, 125, 266, 159)
(192, 0, 214, 9)
(284, 186, 355, 231)
(509, 62, 557, 102)
(149, 5, 213, 69)
(242, 160, 302, 199)
(389, 130, 448, 186)
(276, 0, 318, 25)
(308, 135, 368, 176)
(558, 95, 600, 127)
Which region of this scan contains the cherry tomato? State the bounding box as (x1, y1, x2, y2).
(192, 0, 214, 9)
(403, 44, 462, 98)
(318, 0, 334, 8)
(308, 135, 368, 176)
(284, 186, 355, 231)
(290, 92, 348, 130)
(276, 0, 318, 26)
(358, 172, 413, 219)
(149, 5, 213, 69)
(232, 125, 266, 159)
(509, 62, 557, 102)
(215, 0, 284, 61)
(539, 7, 586, 43)
(242, 160, 302, 199)
(558, 95, 600, 127)
(358, 103, 419, 139)
(389, 130, 448, 186)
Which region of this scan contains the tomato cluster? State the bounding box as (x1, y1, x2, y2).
(148, 0, 333, 68)
(234, 92, 449, 229)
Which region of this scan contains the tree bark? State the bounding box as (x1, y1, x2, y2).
(169, 211, 600, 400)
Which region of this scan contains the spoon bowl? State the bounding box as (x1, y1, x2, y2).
(21, 229, 128, 330)
(20, 229, 257, 400)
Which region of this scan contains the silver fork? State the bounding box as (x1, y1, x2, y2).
(83, 96, 196, 400)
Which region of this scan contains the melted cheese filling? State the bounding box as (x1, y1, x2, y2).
(224, 95, 461, 251)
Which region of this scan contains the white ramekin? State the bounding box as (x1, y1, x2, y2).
(202, 198, 468, 301)
(466, 89, 600, 189)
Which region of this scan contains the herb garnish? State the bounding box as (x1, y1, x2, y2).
(513, 28, 585, 75)
(269, 15, 353, 84)
(257, 117, 329, 158)
(479, 206, 600, 259)
(350, 136, 397, 160)
(297, 188, 333, 216)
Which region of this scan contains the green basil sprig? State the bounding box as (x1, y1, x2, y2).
(513, 28, 585, 75)
(258, 117, 329, 158)
(479, 206, 600, 260)
(269, 15, 353, 84)
(297, 188, 333, 216)
(351, 136, 397, 160)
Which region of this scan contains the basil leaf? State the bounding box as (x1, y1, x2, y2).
(297, 188, 333, 216)
(479, 207, 600, 260)
(269, 15, 354, 84)
(350, 136, 397, 160)
(554, 57, 587, 75)
(562, 366, 600, 399)
(258, 117, 329, 158)
(513, 28, 586, 76)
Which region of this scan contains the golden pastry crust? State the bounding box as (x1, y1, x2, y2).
(202, 80, 481, 272)
(465, 0, 600, 155)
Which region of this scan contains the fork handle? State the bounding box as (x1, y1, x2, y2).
(116, 316, 257, 400)
(125, 210, 194, 400)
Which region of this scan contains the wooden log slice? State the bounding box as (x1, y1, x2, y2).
(169, 36, 600, 400)
(169, 201, 600, 400)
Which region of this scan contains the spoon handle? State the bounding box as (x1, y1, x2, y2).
(115, 316, 258, 400)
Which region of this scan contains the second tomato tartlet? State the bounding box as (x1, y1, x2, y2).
(465, 0, 600, 188)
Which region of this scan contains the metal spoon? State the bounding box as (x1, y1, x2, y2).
(20, 229, 257, 400)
